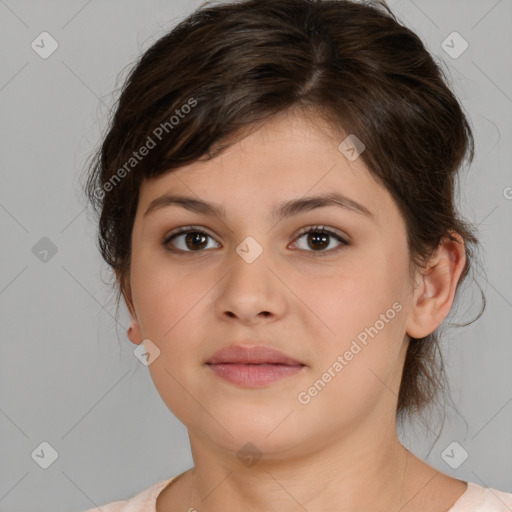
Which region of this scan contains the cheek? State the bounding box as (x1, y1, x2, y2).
(326, 288, 406, 378)
(305, 264, 389, 342)
(299, 320, 405, 427)
(305, 266, 406, 391)
(146, 357, 200, 430)
(131, 254, 210, 341)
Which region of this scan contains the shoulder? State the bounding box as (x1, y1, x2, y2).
(81, 477, 177, 512)
(479, 484, 512, 511)
(450, 481, 512, 512)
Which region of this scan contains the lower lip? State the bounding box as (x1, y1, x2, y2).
(206, 363, 305, 387)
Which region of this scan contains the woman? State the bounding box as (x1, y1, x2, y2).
(83, 0, 512, 510)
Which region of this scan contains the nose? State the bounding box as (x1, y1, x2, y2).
(214, 248, 287, 326)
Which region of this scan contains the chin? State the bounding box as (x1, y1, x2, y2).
(202, 412, 305, 455)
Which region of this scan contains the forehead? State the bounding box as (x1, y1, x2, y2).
(136, 111, 400, 228)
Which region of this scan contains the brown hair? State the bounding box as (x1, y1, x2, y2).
(84, 0, 485, 427)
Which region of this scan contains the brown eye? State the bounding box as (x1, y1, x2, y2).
(293, 226, 349, 255)
(163, 227, 220, 252)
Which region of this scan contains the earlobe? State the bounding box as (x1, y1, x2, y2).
(405, 232, 466, 339)
(127, 319, 143, 345)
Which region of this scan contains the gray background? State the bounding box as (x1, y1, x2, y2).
(1, 0, 511, 510)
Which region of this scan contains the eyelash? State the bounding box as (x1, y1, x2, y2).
(162, 225, 349, 257)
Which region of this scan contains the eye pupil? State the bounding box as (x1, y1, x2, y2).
(308, 232, 329, 250)
(186, 232, 208, 250)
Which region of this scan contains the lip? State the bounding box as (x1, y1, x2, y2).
(206, 344, 304, 365)
(205, 344, 306, 388)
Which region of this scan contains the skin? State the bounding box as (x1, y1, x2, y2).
(122, 109, 468, 511)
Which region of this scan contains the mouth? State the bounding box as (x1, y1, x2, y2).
(205, 344, 306, 388)
(206, 362, 306, 387)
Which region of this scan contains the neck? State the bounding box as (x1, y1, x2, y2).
(182, 427, 410, 512)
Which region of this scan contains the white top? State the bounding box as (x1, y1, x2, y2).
(83, 476, 512, 511)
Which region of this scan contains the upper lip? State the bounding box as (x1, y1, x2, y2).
(206, 344, 305, 366)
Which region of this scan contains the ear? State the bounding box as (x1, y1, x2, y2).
(127, 319, 144, 346)
(115, 268, 143, 346)
(405, 231, 466, 339)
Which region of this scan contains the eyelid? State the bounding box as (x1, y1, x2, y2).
(294, 224, 347, 241)
(164, 224, 215, 240)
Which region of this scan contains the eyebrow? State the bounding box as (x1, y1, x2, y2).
(143, 192, 373, 220)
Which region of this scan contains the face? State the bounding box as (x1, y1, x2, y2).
(126, 110, 420, 459)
